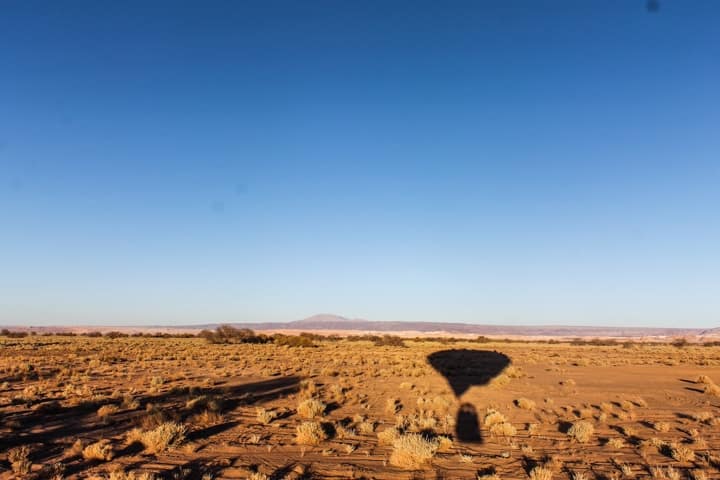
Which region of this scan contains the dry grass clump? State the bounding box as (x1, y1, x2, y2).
(669, 442, 695, 462)
(256, 407, 278, 425)
(529, 466, 553, 480)
(490, 421, 517, 436)
(567, 420, 594, 443)
(377, 426, 402, 445)
(107, 470, 158, 480)
(436, 435, 453, 452)
(8, 446, 32, 475)
(484, 408, 516, 436)
(703, 382, 720, 396)
(357, 419, 376, 434)
(126, 421, 187, 454)
(190, 409, 224, 426)
(246, 472, 269, 480)
(295, 421, 328, 445)
(97, 404, 119, 419)
(651, 465, 681, 480)
(477, 472, 501, 480)
(483, 409, 507, 427)
(515, 398, 536, 410)
(653, 421, 670, 432)
(605, 437, 625, 448)
(82, 439, 114, 461)
(389, 433, 439, 469)
(297, 398, 326, 419)
(690, 470, 708, 480)
(108, 471, 157, 480)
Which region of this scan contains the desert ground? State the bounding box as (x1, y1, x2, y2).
(1, 334, 720, 480)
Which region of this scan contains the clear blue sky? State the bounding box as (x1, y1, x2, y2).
(1, 1, 718, 327)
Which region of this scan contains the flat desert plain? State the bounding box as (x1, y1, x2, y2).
(1, 336, 720, 479)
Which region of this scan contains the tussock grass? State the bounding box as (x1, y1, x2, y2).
(295, 421, 328, 445)
(126, 421, 187, 454)
(389, 433, 439, 469)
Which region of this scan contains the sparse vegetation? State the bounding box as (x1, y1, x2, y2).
(1, 334, 719, 478)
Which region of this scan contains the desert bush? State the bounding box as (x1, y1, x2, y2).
(199, 326, 270, 344)
(297, 398, 326, 419)
(272, 334, 316, 347)
(489, 421, 517, 436)
(529, 466, 553, 480)
(97, 404, 119, 419)
(483, 409, 507, 427)
(295, 421, 328, 445)
(515, 398, 536, 410)
(190, 409, 224, 426)
(653, 421, 670, 432)
(247, 473, 270, 480)
(567, 420, 594, 443)
(389, 433, 439, 469)
(126, 421, 187, 454)
(703, 382, 720, 396)
(108, 471, 157, 480)
(82, 439, 114, 461)
(605, 437, 624, 448)
(669, 442, 695, 462)
(477, 474, 501, 480)
(256, 407, 277, 425)
(9, 446, 32, 474)
(373, 335, 406, 347)
(377, 426, 402, 445)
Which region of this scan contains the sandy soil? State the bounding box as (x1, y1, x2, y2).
(1, 337, 719, 479)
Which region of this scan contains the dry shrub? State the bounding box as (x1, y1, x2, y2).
(256, 407, 277, 425)
(690, 470, 708, 480)
(651, 466, 681, 480)
(295, 421, 328, 445)
(436, 435, 453, 452)
(703, 383, 720, 396)
(82, 439, 114, 461)
(529, 466, 553, 480)
(653, 421, 670, 432)
(97, 404, 119, 419)
(190, 409, 224, 426)
(605, 437, 624, 448)
(483, 409, 507, 427)
(490, 422, 517, 436)
(297, 398, 326, 419)
(377, 427, 402, 445)
(389, 433, 439, 469)
(126, 421, 187, 454)
(247, 473, 270, 480)
(108, 469, 158, 480)
(8, 446, 31, 474)
(567, 421, 594, 443)
(358, 419, 376, 434)
(669, 442, 695, 462)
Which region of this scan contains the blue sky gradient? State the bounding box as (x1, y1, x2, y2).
(1, 1, 719, 327)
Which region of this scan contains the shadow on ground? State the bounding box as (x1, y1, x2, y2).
(428, 349, 510, 443)
(0, 376, 300, 475)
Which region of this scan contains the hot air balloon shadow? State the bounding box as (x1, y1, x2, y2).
(427, 349, 511, 443)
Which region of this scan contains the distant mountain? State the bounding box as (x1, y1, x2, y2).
(6, 314, 718, 340)
(194, 314, 718, 339)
